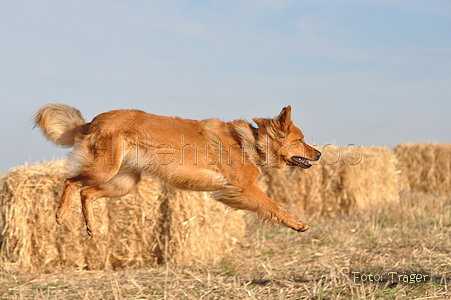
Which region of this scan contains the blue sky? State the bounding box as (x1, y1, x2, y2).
(1, 0, 450, 173)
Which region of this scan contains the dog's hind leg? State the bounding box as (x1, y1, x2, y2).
(56, 175, 85, 225)
(213, 184, 309, 232)
(80, 168, 141, 237)
(57, 134, 124, 227)
(56, 170, 121, 226)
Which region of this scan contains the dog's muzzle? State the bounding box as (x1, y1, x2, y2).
(286, 150, 321, 169)
(285, 156, 312, 169)
(292, 156, 312, 168)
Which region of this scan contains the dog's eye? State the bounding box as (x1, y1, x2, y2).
(298, 139, 304, 143)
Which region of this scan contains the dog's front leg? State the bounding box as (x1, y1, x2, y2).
(213, 184, 309, 232)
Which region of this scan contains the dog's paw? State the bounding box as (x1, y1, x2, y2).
(293, 222, 309, 232)
(86, 225, 95, 238)
(55, 209, 69, 225)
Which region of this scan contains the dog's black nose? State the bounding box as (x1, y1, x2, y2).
(315, 149, 321, 158)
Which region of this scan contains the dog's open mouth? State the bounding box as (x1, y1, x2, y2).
(286, 156, 312, 169)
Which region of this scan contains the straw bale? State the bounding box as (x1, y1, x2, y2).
(342, 146, 400, 209)
(262, 146, 400, 219)
(0, 174, 6, 254)
(394, 143, 451, 195)
(0, 161, 244, 273)
(158, 186, 245, 266)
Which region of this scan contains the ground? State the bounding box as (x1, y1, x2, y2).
(1, 191, 450, 299)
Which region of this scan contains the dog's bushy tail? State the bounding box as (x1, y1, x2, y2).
(33, 103, 87, 147)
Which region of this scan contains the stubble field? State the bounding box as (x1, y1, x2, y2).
(2, 144, 451, 299)
(1, 191, 450, 299)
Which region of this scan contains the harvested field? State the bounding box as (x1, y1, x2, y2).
(0, 191, 450, 299)
(1, 144, 450, 299)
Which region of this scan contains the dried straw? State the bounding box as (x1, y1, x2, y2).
(262, 146, 400, 219)
(0, 161, 244, 273)
(0, 146, 407, 273)
(394, 143, 451, 195)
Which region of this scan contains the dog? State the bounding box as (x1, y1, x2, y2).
(34, 104, 321, 237)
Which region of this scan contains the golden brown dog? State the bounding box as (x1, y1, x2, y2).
(34, 104, 321, 237)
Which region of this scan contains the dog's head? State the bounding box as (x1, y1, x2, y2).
(253, 106, 321, 169)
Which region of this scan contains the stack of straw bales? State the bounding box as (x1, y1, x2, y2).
(0, 145, 415, 273)
(0, 161, 245, 273)
(395, 143, 451, 195)
(261, 146, 400, 219)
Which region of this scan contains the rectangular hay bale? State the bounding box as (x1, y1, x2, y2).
(0, 161, 245, 273)
(395, 143, 451, 195)
(261, 146, 400, 219)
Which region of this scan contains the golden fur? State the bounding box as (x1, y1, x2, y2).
(34, 104, 321, 237)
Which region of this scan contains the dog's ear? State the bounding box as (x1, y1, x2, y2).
(252, 117, 266, 128)
(274, 106, 292, 130)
